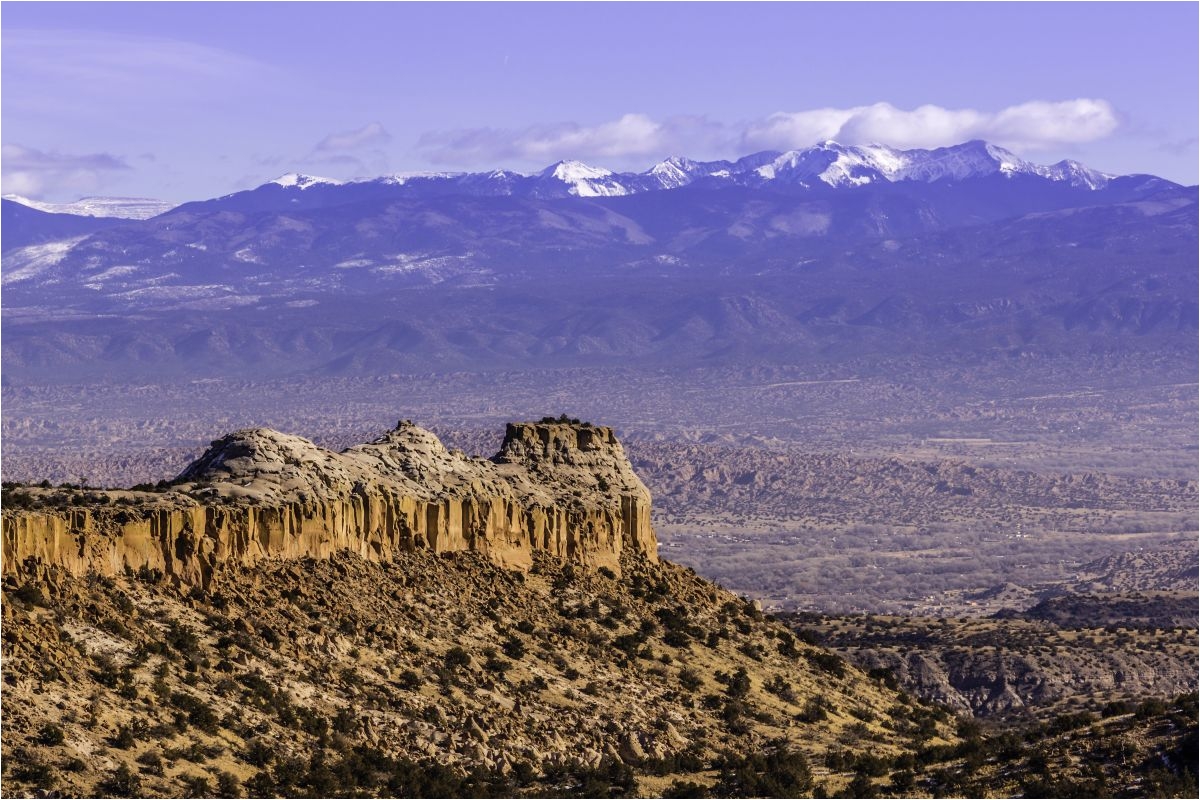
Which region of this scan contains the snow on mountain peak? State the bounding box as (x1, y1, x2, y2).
(270, 173, 343, 190)
(1033, 159, 1113, 189)
(541, 160, 628, 197)
(895, 140, 1031, 182)
(645, 156, 705, 188)
(545, 160, 613, 181)
(761, 143, 905, 187)
(246, 141, 1118, 200)
(650, 156, 695, 173)
(379, 171, 464, 186)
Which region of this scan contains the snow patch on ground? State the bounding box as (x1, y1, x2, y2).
(3, 194, 175, 219)
(86, 265, 140, 282)
(1, 237, 87, 284)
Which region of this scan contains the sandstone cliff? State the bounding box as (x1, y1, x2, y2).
(1, 421, 656, 586)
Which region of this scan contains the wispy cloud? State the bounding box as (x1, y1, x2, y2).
(1, 143, 131, 198)
(2, 28, 277, 96)
(418, 100, 1120, 168)
(316, 122, 391, 152)
(1153, 136, 1200, 157)
(240, 126, 394, 189)
(418, 114, 726, 167)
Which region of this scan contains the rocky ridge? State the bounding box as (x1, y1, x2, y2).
(789, 609, 1198, 720)
(1, 421, 656, 587)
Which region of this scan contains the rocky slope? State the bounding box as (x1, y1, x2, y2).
(1, 420, 656, 586)
(3, 420, 1195, 797)
(0, 420, 965, 797)
(789, 607, 1198, 720)
(4, 546, 1193, 799)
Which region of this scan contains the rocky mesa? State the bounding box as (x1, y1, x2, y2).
(1, 420, 656, 586)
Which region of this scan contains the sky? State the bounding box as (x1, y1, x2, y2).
(2, 1, 1197, 202)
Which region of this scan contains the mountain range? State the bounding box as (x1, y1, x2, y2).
(181, 139, 1122, 203)
(2, 140, 1195, 384)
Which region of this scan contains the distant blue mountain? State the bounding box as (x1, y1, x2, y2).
(1, 199, 127, 252)
(1, 141, 1194, 384)
(159, 139, 1171, 217)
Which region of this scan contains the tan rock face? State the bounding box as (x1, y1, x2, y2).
(1, 421, 656, 586)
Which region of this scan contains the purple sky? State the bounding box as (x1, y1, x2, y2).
(3, 2, 1197, 202)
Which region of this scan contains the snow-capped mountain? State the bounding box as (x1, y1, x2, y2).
(1, 137, 1192, 385)
(534, 160, 631, 197)
(1031, 159, 1113, 190)
(269, 173, 344, 190)
(2, 194, 176, 220)
(639, 156, 733, 190)
(735, 140, 1115, 189)
(0, 141, 1129, 237)
(241, 140, 1118, 199)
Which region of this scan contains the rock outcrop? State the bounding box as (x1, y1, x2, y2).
(1, 421, 657, 586)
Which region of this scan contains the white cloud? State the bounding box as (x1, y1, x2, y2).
(744, 100, 1118, 152)
(739, 108, 858, 151)
(417, 100, 1119, 170)
(518, 114, 665, 159)
(985, 100, 1120, 149)
(316, 122, 391, 152)
(1, 143, 131, 198)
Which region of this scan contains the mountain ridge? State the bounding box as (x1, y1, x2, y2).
(236, 139, 1146, 202)
(1, 138, 1194, 386)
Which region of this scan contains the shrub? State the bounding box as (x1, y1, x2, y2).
(501, 637, 527, 659)
(182, 773, 212, 797)
(678, 668, 703, 692)
(137, 751, 165, 776)
(444, 646, 471, 670)
(804, 650, 846, 678)
(719, 667, 751, 699)
(1135, 698, 1168, 719)
(99, 764, 142, 797)
(798, 698, 828, 723)
(713, 742, 813, 797)
(13, 583, 48, 607)
(766, 675, 797, 703)
(244, 738, 275, 767)
(111, 724, 137, 749)
(843, 773, 879, 798)
(215, 770, 242, 797)
(37, 723, 65, 746)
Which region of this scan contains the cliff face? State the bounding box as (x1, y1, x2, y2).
(1, 421, 656, 586)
